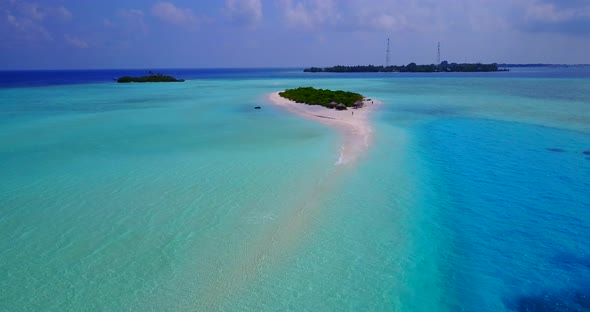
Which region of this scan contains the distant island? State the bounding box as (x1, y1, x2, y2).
(279, 87, 364, 110)
(304, 61, 507, 73)
(117, 71, 185, 83)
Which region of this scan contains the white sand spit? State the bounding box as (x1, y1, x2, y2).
(268, 92, 381, 165)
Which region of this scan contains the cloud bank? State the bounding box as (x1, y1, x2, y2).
(152, 2, 199, 28)
(224, 0, 262, 28)
(1, 0, 590, 69)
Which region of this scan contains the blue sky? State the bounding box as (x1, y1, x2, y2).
(1, 0, 589, 69)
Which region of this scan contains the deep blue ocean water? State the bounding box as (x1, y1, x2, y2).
(417, 119, 590, 311)
(1, 67, 589, 311)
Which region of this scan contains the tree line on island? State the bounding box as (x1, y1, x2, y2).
(117, 71, 185, 83)
(304, 61, 507, 73)
(279, 87, 364, 110)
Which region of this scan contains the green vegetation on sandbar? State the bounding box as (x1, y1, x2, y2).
(117, 71, 185, 83)
(279, 87, 364, 110)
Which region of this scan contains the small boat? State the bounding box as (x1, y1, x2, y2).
(254, 106, 261, 109)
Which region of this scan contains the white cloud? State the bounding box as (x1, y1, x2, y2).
(2, 10, 52, 41)
(152, 2, 198, 28)
(53, 6, 73, 21)
(118, 9, 148, 34)
(0, 1, 73, 43)
(364, 13, 408, 32)
(268, 0, 589, 37)
(103, 18, 113, 28)
(276, 0, 517, 33)
(10, 2, 72, 21)
(20, 2, 45, 20)
(64, 34, 88, 48)
(348, 0, 466, 33)
(502, 0, 590, 34)
(224, 0, 262, 28)
(523, 1, 590, 23)
(279, 0, 339, 30)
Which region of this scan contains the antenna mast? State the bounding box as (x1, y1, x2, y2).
(437, 42, 441, 64)
(385, 38, 391, 67)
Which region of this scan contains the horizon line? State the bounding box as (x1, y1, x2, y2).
(2, 64, 590, 71)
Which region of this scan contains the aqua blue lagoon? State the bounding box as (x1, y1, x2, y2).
(1, 68, 589, 311)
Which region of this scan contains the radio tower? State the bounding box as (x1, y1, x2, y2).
(385, 38, 391, 67)
(437, 42, 441, 65)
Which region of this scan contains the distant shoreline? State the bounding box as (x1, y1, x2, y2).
(304, 62, 506, 73)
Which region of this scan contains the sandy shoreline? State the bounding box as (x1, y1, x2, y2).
(268, 92, 381, 165)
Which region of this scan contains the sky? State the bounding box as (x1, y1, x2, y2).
(1, 0, 590, 69)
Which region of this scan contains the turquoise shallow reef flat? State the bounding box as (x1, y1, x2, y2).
(0, 68, 589, 311)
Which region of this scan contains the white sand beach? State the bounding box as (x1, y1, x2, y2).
(268, 92, 381, 165)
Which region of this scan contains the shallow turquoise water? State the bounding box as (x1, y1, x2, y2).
(1, 70, 589, 311)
